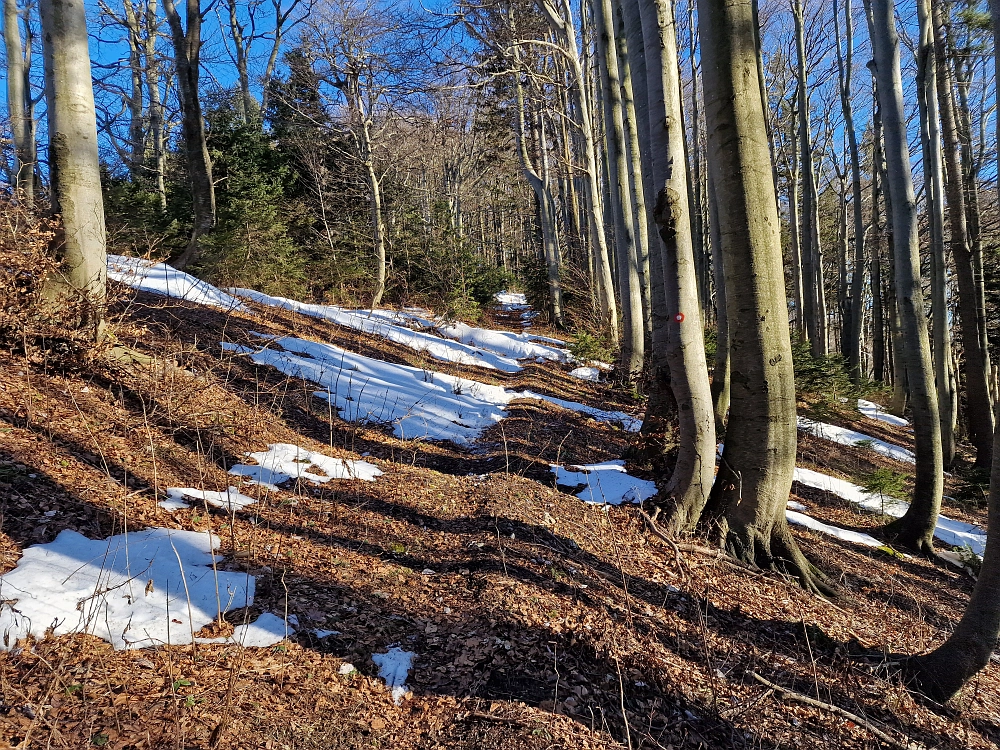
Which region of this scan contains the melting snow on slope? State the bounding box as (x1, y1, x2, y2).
(797, 417, 915, 463)
(232, 289, 523, 372)
(785, 508, 884, 548)
(433, 320, 570, 363)
(0, 528, 263, 650)
(372, 646, 415, 704)
(160, 486, 258, 512)
(197, 612, 293, 647)
(569, 366, 602, 382)
(108, 255, 247, 311)
(552, 461, 657, 505)
(857, 399, 910, 428)
(229, 443, 382, 490)
(793, 466, 986, 556)
(495, 291, 529, 309)
(244, 335, 639, 444)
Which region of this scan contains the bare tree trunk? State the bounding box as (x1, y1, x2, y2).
(698, 0, 828, 593)
(40, 0, 107, 338)
(792, 0, 826, 356)
(4, 0, 34, 201)
(867, 0, 942, 553)
(788, 101, 806, 341)
(917, 0, 957, 466)
(540, 0, 618, 341)
(933, 0, 993, 467)
(163, 0, 215, 270)
(226, 0, 254, 122)
(145, 0, 166, 209)
(708, 170, 729, 434)
(614, 1, 652, 334)
(834, 0, 866, 380)
(687, 0, 707, 321)
(594, 0, 643, 378)
(870, 98, 886, 383)
(632, 0, 715, 532)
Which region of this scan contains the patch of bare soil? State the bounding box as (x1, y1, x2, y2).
(0, 290, 997, 749)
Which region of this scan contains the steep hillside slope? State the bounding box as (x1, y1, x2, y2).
(0, 265, 997, 749)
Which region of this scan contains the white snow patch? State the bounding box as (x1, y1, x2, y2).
(161, 486, 258, 512)
(785, 510, 884, 548)
(495, 291, 528, 308)
(245, 335, 640, 443)
(232, 289, 523, 372)
(197, 612, 292, 647)
(569, 366, 602, 382)
(372, 646, 415, 704)
(220, 341, 254, 354)
(433, 320, 570, 363)
(552, 461, 658, 505)
(857, 399, 910, 427)
(797, 417, 915, 463)
(0, 528, 253, 650)
(793, 466, 986, 556)
(786, 500, 807, 511)
(108, 255, 247, 311)
(229, 443, 382, 490)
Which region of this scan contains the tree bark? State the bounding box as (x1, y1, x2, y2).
(162, 0, 215, 270)
(144, 0, 166, 209)
(834, 0, 865, 381)
(614, 0, 652, 334)
(4, 0, 35, 201)
(917, 0, 957, 466)
(594, 0, 644, 379)
(906, 418, 1000, 701)
(632, 0, 715, 533)
(867, 0, 942, 553)
(933, 0, 993, 467)
(40, 0, 107, 338)
(698, 0, 827, 593)
(708, 170, 729, 435)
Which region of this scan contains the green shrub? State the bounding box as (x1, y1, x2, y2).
(860, 468, 908, 500)
(791, 337, 858, 399)
(569, 332, 612, 363)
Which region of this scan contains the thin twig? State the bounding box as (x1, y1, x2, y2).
(748, 671, 912, 750)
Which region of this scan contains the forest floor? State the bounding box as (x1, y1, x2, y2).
(0, 271, 997, 750)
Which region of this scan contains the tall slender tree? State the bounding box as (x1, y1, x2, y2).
(867, 0, 942, 553)
(4, 0, 36, 201)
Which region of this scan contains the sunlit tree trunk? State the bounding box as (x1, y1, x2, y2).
(4, 0, 35, 201)
(163, 0, 216, 270)
(934, 0, 993, 467)
(708, 170, 728, 434)
(594, 0, 644, 378)
(632, 0, 715, 532)
(867, 0, 942, 553)
(698, 0, 828, 593)
(40, 0, 107, 339)
(917, 0, 957, 466)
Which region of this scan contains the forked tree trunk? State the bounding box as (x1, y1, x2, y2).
(594, 0, 644, 379)
(698, 0, 828, 593)
(163, 0, 215, 270)
(867, 0, 942, 553)
(633, 0, 715, 532)
(40, 0, 107, 338)
(933, 0, 993, 467)
(917, 0, 957, 466)
(4, 0, 35, 201)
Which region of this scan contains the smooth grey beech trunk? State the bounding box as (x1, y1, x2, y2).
(707, 170, 728, 434)
(4, 0, 35, 201)
(933, 0, 993, 467)
(145, 0, 167, 210)
(907, 419, 1000, 701)
(698, 0, 827, 593)
(40, 0, 107, 337)
(834, 0, 866, 382)
(916, 0, 957, 466)
(594, 0, 644, 378)
(792, 0, 826, 357)
(867, 0, 942, 553)
(538, 0, 619, 342)
(614, 2, 652, 334)
(629, 0, 715, 532)
(163, 0, 215, 270)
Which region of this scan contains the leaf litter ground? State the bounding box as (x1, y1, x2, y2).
(0, 283, 997, 749)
